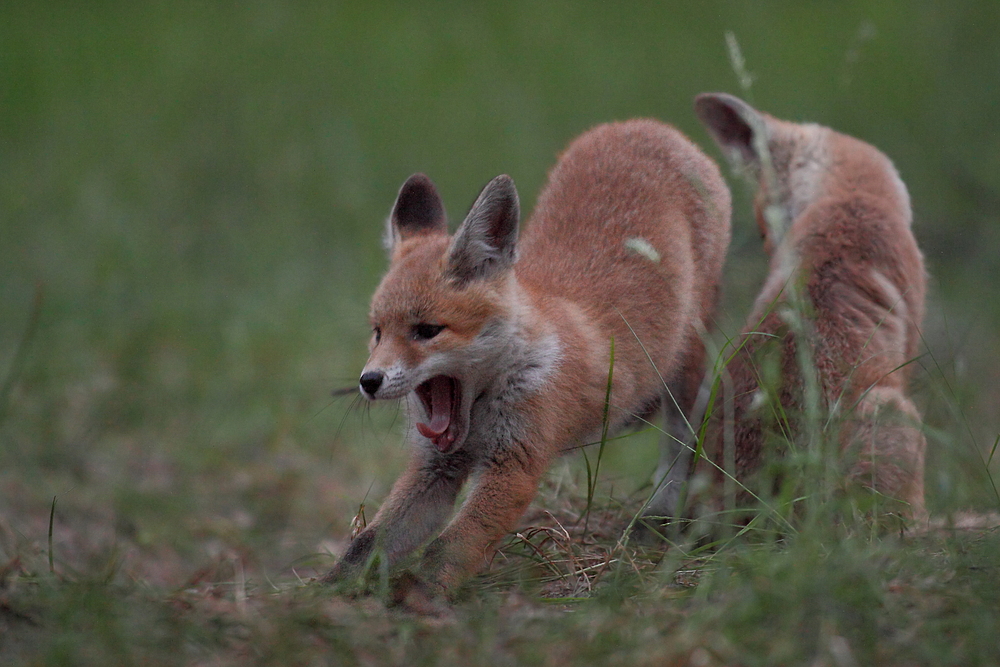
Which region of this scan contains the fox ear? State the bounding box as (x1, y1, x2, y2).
(694, 93, 767, 173)
(385, 173, 448, 252)
(446, 174, 520, 283)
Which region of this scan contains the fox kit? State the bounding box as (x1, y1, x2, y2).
(323, 119, 731, 595)
(694, 93, 927, 524)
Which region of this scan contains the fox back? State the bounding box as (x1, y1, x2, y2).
(513, 119, 731, 446)
(518, 120, 730, 426)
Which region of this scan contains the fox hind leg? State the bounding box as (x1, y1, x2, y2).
(642, 338, 707, 528)
(643, 398, 694, 526)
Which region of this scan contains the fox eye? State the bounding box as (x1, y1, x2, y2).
(413, 323, 445, 341)
(373, 326, 382, 344)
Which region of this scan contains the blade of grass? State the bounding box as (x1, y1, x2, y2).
(48, 495, 56, 575)
(584, 335, 615, 532)
(616, 306, 796, 537)
(917, 328, 1000, 507)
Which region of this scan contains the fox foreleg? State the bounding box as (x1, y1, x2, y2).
(414, 440, 550, 593)
(322, 448, 473, 584)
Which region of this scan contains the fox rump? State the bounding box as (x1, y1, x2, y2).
(324, 119, 731, 594)
(695, 93, 928, 523)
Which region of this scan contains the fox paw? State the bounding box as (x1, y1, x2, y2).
(319, 557, 367, 588)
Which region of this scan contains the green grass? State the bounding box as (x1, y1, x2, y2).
(2, 2, 1000, 665)
(3, 479, 999, 666)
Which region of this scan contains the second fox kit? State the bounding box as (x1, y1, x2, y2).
(694, 93, 927, 523)
(324, 119, 731, 593)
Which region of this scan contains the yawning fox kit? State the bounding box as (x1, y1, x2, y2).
(324, 94, 928, 596)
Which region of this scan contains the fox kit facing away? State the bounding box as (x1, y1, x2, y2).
(694, 93, 927, 524)
(324, 119, 731, 597)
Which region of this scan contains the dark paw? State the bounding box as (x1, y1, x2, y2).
(318, 560, 352, 586)
(319, 529, 379, 587)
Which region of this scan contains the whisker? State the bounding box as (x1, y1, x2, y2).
(307, 398, 338, 423)
(332, 390, 366, 443)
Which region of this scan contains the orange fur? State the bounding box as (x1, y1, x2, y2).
(323, 119, 731, 594)
(695, 93, 927, 524)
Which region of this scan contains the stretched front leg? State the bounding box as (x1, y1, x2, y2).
(413, 440, 551, 593)
(322, 447, 473, 584)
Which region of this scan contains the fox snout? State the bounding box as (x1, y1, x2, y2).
(358, 365, 412, 401)
(359, 370, 384, 398)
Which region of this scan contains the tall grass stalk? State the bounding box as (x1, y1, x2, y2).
(48, 495, 56, 575)
(582, 335, 615, 531)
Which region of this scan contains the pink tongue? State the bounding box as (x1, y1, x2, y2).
(416, 378, 452, 448)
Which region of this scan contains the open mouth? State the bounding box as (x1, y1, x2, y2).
(414, 375, 463, 453)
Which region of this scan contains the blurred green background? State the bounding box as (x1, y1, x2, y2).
(2, 1, 998, 583)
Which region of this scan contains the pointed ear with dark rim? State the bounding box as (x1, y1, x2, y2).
(694, 92, 767, 172)
(446, 174, 520, 284)
(385, 173, 448, 252)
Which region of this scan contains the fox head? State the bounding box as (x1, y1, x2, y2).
(358, 173, 522, 454)
(694, 92, 910, 257)
(694, 92, 835, 254)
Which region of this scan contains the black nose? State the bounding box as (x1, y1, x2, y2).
(359, 371, 384, 397)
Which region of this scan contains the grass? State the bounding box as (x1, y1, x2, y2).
(2, 2, 1000, 665)
(2, 473, 999, 665)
